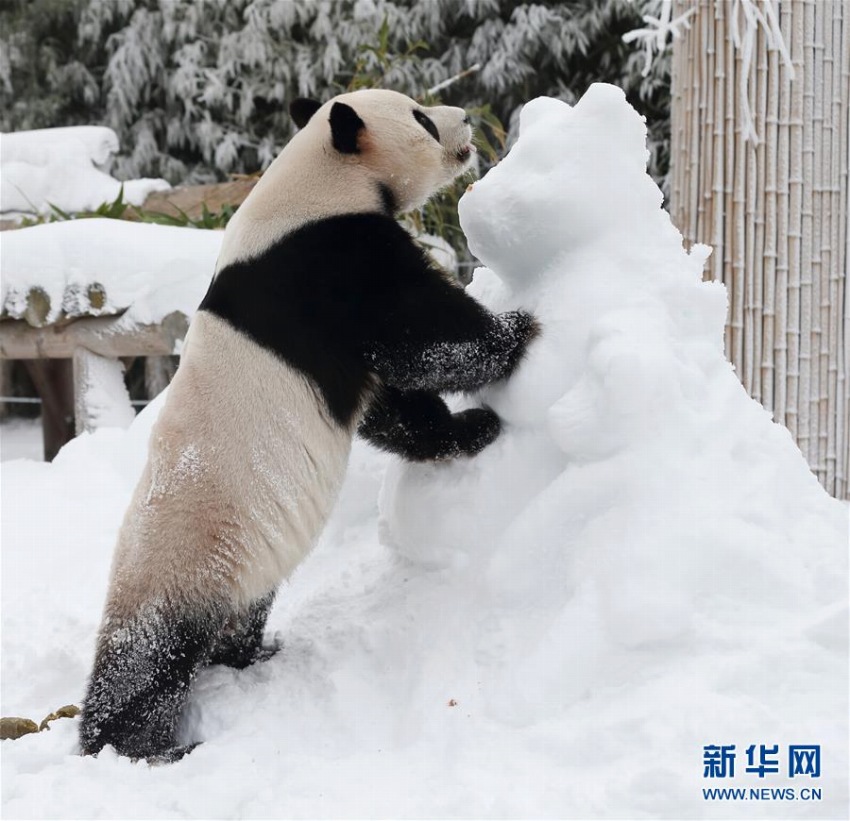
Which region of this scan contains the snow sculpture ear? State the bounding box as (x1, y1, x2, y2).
(289, 98, 322, 129)
(329, 102, 365, 154)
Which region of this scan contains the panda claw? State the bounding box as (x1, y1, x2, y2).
(144, 742, 201, 765)
(250, 641, 282, 665)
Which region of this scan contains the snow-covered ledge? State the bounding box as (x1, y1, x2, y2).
(0, 219, 221, 433)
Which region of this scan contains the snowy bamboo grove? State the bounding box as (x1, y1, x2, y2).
(670, 0, 850, 499)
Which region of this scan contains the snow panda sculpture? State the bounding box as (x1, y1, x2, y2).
(79, 89, 539, 762)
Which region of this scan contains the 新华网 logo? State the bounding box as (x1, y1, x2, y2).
(703, 744, 821, 779)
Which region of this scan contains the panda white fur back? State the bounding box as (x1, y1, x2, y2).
(111, 314, 349, 613)
(80, 89, 539, 762)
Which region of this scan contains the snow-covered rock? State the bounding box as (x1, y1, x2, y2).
(0, 126, 169, 216)
(1, 85, 846, 819)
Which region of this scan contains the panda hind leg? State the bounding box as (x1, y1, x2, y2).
(209, 592, 279, 669)
(80, 603, 220, 761)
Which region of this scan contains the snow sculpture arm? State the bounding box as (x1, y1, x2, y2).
(358, 387, 501, 461)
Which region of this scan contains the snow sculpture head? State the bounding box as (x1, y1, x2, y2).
(459, 84, 674, 278)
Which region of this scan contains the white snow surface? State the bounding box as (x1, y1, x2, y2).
(0, 418, 42, 462)
(1, 126, 169, 216)
(1, 84, 847, 819)
(2, 219, 221, 326)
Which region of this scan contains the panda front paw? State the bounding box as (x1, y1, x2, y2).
(501, 309, 541, 339)
(497, 310, 541, 374)
(451, 406, 501, 457)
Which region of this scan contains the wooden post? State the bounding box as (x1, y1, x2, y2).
(71, 348, 135, 434)
(0, 311, 188, 450)
(0, 360, 10, 420)
(23, 359, 74, 461)
(144, 356, 178, 400)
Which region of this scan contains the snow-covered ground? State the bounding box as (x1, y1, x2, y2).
(1, 85, 847, 819)
(0, 418, 42, 462)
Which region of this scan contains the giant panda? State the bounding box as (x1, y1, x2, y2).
(79, 89, 539, 762)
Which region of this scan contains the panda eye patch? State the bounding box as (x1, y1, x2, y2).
(413, 109, 441, 143)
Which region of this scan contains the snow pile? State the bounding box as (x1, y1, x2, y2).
(385, 83, 847, 674)
(1, 220, 221, 326)
(1, 85, 847, 819)
(0, 126, 169, 216)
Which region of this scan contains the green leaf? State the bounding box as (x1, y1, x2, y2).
(46, 201, 72, 220)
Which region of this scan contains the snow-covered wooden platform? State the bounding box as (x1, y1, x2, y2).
(0, 219, 220, 434)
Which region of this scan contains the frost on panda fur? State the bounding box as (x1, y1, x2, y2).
(79, 89, 538, 762)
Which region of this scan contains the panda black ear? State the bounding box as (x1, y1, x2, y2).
(290, 98, 322, 129)
(329, 102, 365, 154)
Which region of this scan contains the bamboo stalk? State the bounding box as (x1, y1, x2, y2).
(809, 0, 833, 481)
(786, 0, 805, 443)
(834, 0, 848, 498)
(732, 6, 747, 380)
(726, 4, 738, 360)
(671, 1, 682, 228)
(702, 0, 716, 256)
(835, 0, 850, 497)
(798, 0, 815, 463)
(688, 2, 702, 243)
(762, 24, 781, 415)
(826, 0, 842, 488)
(775, 0, 793, 429)
(822, 0, 839, 488)
(712, 1, 727, 296)
(751, 17, 768, 405)
(672, 0, 707, 248)
(670, 0, 685, 233)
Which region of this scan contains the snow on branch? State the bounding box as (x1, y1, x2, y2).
(426, 63, 482, 97)
(729, 0, 795, 143)
(623, 0, 794, 144)
(624, 0, 796, 145)
(621, 1, 696, 78)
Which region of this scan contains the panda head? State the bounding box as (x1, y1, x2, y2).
(289, 89, 475, 213)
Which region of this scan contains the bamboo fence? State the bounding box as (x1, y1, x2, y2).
(671, 0, 850, 500)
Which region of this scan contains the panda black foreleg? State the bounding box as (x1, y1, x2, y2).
(359, 387, 501, 461)
(208, 591, 278, 669)
(80, 603, 220, 761)
(366, 310, 540, 395)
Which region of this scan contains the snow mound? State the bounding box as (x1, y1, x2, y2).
(383, 84, 845, 632)
(1, 84, 846, 819)
(379, 82, 847, 806)
(1, 220, 220, 326)
(1, 126, 169, 216)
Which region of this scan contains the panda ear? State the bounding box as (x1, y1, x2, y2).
(290, 98, 322, 129)
(329, 102, 365, 154)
